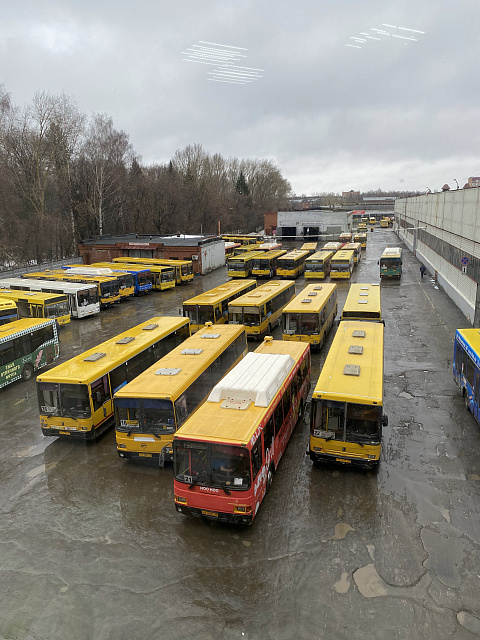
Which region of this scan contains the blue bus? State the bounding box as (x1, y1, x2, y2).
(84, 263, 153, 295)
(453, 328, 480, 423)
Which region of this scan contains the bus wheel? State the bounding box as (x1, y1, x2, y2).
(266, 465, 274, 492)
(22, 364, 34, 381)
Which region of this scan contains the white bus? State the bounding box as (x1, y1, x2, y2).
(0, 277, 100, 319)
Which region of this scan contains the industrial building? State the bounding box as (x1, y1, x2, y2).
(78, 234, 225, 275)
(268, 210, 349, 239)
(395, 188, 480, 325)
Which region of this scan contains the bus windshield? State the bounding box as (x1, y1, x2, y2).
(332, 261, 351, 270)
(306, 262, 324, 272)
(115, 398, 176, 435)
(228, 260, 244, 268)
(78, 288, 98, 307)
(100, 281, 118, 297)
(174, 441, 251, 490)
(181, 264, 193, 276)
(37, 382, 91, 419)
(228, 306, 260, 326)
(138, 273, 151, 287)
(381, 258, 401, 268)
(183, 304, 214, 325)
(313, 400, 381, 445)
(161, 271, 174, 282)
(45, 300, 69, 318)
(284, 312, 319, 335)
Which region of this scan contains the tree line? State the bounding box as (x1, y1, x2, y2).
(0, 87, 291, 267)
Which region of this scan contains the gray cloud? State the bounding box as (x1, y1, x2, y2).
(1, 0, 478, 194)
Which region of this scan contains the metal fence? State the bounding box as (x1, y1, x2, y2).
(0, 257, 83, 279)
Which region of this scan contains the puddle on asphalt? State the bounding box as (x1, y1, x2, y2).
(26, 462, 57, 479)
(353, 564, 388, 597)
(324, 523, 354, 541)
(467, 474, 480, 481)
(457, 611, 480, 635)
(333, 572, 350, 594)
(14, 441, 55, 458)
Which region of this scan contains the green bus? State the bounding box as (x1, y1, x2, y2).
(0, 318, 60, 388)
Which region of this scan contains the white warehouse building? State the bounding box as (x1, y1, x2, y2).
(395, 188, 480, 325)
(276, 210, 349, 239)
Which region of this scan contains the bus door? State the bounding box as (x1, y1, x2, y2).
(214, 303, 224, 323)
(91, 375, 113, 431)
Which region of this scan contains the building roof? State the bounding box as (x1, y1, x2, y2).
(79, 233, 223, 247)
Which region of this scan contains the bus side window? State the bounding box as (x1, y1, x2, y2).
(215, 305, 222, 321)
(454, 342, 463, 375)
(273, 400, 283, 434)
(91, 375, 111, 412)
(282, 382, 292, 419)
(251, 438, 262, 479)
(110, 363, 127, 394)
(263, 416, 274, 453)
(0, 340, 14, 366)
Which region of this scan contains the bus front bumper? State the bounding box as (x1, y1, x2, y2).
(330, 272, 351, 279)
(175, 504, 253, 525)
(42, 425, 97, 440)
(117, 449, 173, 466)
(309, 449, 379, 469)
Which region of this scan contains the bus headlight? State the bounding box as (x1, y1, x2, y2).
(175, 495, 187, 504)
(161, 444, 173, 454)
(367, 454, 376, 459)
(234, 505, 252, 514)
(117, 444, 126, 449)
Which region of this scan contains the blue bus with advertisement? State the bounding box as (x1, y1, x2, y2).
(453, 328, 480, 424)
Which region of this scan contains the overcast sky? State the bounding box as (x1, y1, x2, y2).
(1, 0, 479, 194)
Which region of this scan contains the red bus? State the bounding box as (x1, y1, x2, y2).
(173, 337, 311, 524)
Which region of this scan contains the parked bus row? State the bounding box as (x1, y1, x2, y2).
(37, 317, 191, 440)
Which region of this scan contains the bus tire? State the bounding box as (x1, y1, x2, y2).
(22, 363, 34, 381)
(266, 465, 275, 492)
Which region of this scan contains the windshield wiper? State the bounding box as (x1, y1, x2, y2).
(211, 471, 231, 495)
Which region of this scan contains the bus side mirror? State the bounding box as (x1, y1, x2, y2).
(377, 261, 379, 265)
(382, 415, 389, 426)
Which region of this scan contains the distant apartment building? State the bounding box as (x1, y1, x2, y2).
(342, 190, 361, 202)
(468, 177, 480, 188)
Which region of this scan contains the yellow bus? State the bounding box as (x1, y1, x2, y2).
(114, 323, 248, 465)
(309, 320, 387, 468)
(282, 283, 337, 349)
(369, 216, 376, 226)
(1, 318, 59, 387)
(225, 242, 241, 258)
(228, 280, 295, 340)
(173, 338, 311, 525)
(183, 280, 256, 332)
(304, 251, 335, 280)
(330, 250, 355, 279)
(62, 265, 135, 299)
(358, 223, 367, 232)
(379, 247, 403, 279)
(339, 233, 352, 244)
(251, 249, 287, 278)
(276, 250, 310, 279)
(222, 235, 261, 246)
(92, 261, 173, 292)
(0, 289, 70, 326)
(25, 270, 121, 308)
(113, 257, 194, 285)
(341, 283, 382, 322)
(354, 233, 367, 249)
(233, 243, 265, 255)
(322, 242, 343, 252)
(88, 263, 153, 294)
(342, 242, 362, 264)
(37, 317, 190, 440)
(0, 298, 18, 325)
(227, 251, 264, 278)
(380, 218, 389, 228)
(301, 242, 318, 255)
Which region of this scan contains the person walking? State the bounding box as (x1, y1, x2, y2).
(420, 265, 427, 279)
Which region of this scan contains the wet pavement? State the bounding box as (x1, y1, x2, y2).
(1, 229, 480, 639)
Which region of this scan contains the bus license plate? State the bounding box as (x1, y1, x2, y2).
(201, 510, 218, 518)
(336, 458, 350, 464)
(59, 431, 70, 435)
(138, 453, 152, 458)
